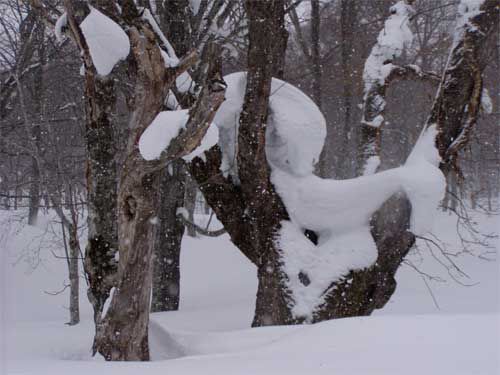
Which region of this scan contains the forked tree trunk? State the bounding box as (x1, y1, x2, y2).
(193, 0, 499, 327)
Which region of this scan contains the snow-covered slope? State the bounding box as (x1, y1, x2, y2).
(1, 209, 498, 374)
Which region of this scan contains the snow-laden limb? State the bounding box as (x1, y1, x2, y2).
(54, 12, 67, 43)
(273, 126, 445, 320)
(80, 7, 130, 76)
(139, 110, 189, 161)
(141, 8, 178, 63)
(361, 0, 414, 127)
(214, 72, 326, 181)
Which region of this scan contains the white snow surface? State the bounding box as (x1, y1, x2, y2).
(2, 209, 498, 374)
(139, 110, 189, 161)
(80, 7, 130, 76)
(214, 72, 326, 180)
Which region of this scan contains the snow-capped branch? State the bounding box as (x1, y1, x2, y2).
(428, 0, 498, 173)
(140, 43, 226, 175)
(359, 1, 443, 176)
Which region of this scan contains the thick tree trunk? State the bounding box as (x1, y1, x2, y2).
(83, 75, 119, 325)
(151, 161, 185, 312)
(96, 165, 159, 361)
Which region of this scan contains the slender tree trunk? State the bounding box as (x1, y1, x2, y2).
(151, 161, 185, 312)
(68, 223, 81, 325)
(310, 0, 321, 106)
(183, 174, 197, 237)
(339, 0, 356, 178)
(28, 156, 40, 225)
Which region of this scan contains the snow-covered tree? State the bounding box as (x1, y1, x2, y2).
(28, 0, 498, 363)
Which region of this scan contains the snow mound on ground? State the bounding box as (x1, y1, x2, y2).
(80, 7, 130, 76)
(214, 72, 326, 180)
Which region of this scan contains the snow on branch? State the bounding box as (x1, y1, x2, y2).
(359, 1, 443, 176)
(362, 0, 415, 127)
(80, 7, 130, 76)
(428, 0, 497, 173)
(213, 72, 326, 182)
(138, 43, 226, 173)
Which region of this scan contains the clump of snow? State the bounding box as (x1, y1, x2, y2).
(54, 12, 67, 43)
(362, 0, 414, 127)
(139, 110, 189, 161)
(139, 109, 218, 162)
(165, 90, 180, 110)
(453, 0, 485, 48)
(277, 221, 377, 319)
(457, 0, 485, 24)
(80, 7, 130, 76)
(214, 72, 326, 180)
(480, 88, 493, 114)
(189, 0, 202, 15)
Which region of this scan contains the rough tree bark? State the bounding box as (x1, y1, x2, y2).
(151, 162, 185, 312)
(190, 0, 295, 327)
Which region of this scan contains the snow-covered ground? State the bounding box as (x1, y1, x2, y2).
(1, 208, 499, 374)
